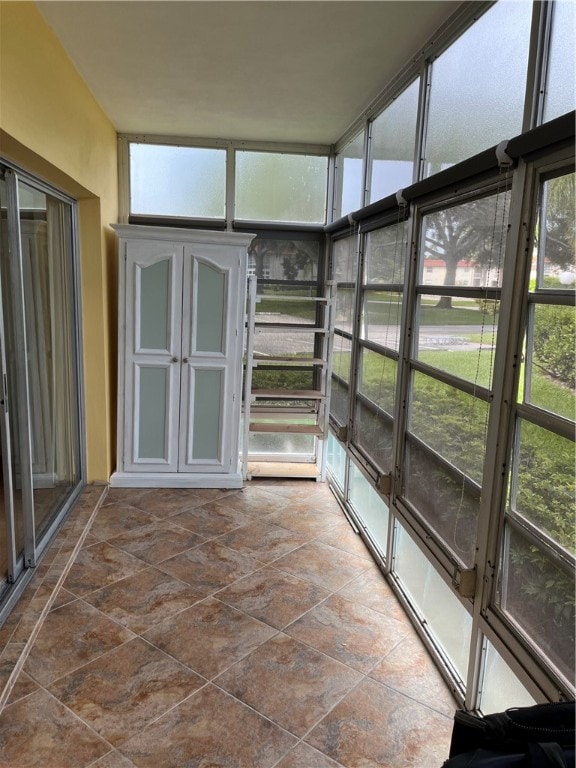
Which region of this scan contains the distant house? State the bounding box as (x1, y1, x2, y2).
(422, 259, 503, 287)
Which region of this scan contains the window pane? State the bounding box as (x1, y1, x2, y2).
(248, 237, 320, 283)
(235, 151, 328, 223)
(332, 235, 358, 283)
(479, 639, 537, 715)
(335, 287, 355, 333)
(497, 524, 574, 683)
(525, 304, 575, 420)
(364, 223, 407, 285)
(327, 432, 346, 489)
(349, 463, 389, 554)
(410, 371, 488, 485)
(404, 439, 479, 566)
(334, 131, 365, 219)
(415, 296, 499, 389)
(512, 420, 575, 554)
(251, 366, 314, 391)
(361, 291, 402, 351)
(354, 400, 394, 473)
(130, 143, 226, 218)
(535, 173, 575, 289)
(543, 0, 576, 123)
(369, 79, 419, 202)
(333, 334, 352, 383)
(421, 193, 509, 290)
(358, 349, 397, 416)
(424, 2, 531, 176)
(394, 522, 472, 681)
(330, 378, 349, 426)
(248, 430, 315, 456)
(253, 329, 318, 360)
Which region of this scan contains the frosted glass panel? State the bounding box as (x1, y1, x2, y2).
(138, 367, 167, 459)
(369, 79, 419, 202)
(192, 369, 222, 460)
(196, 262, 225, 353)
(479, 640, 537, 714)
(543, 1, 576, 123)
(130, 143, 226, 218)
(236, 151, 328, 223)
(327, 432, 346, 489)
(139, 260, 170, 350)
(349, 463, 389, 554)
(394, 522, 472, 681)
(424, 2, 531, 176)
(334, 131, 365, 218)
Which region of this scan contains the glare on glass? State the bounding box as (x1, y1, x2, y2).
(332, 235, 358, 283)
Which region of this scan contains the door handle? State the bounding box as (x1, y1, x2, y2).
(171, 357, 179, 363)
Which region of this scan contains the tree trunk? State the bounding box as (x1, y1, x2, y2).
(435, 295, 453, 309)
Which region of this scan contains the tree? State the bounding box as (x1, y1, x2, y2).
(423, 195, 508, 308)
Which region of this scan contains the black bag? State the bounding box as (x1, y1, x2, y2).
(442, 702, 575, 768)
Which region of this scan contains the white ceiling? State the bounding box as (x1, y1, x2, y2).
(37, 1, 458, 146)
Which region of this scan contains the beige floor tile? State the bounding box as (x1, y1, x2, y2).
(118, 683, 297, 768)
(215, 633, 362, 737)
(0, 688, 110, 768)
(48, 637, 204, 746)
(273, 540, 370, 591)
(143, 596, 276, 678)
(24, 600, 134, 686)
(285, 592, 410, 673)
(216, 565, 331, 629)
(82, 566, 205, 633)
(306, 677, 454, 768)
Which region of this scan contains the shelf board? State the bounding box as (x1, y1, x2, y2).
(252, 356, 325, 366)
(254, 324, 328, 332)
(249, 423, 324, 435)
(247, 461, 321, 479)
(256, 296, 329, 303)
(251, 388, 324, 399)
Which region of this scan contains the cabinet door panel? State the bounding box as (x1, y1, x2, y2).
(179, 245, 241, 473)
(124, 241, 182, 471)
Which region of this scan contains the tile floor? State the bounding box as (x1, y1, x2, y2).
(0, 480, 458, 768)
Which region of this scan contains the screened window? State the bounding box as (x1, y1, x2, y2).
(369, 78, 420, 203)
(496, 168, 575, 686)
(423, 1, 532, 177)
(235, 151, 328, 223)
(401, 189, 510, 566)
(129, 143, 226, 218)
(353, 220, 407, 473)
(331, 235, 358, 427)
(334, 131, 365, 219)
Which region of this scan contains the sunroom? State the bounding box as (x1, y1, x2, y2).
(0, 0, 574, 745)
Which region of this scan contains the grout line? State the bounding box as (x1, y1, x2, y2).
(0, 486, 109, 714)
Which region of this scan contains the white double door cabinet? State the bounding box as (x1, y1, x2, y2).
(111, 225, 254, 487)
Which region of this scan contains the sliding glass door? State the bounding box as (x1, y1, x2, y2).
(0, 164, 82, 604)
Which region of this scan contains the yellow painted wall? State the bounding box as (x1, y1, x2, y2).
(0, 2, 118, 482)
